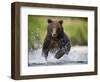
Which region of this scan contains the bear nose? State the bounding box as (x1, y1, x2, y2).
(52, 33, 56, 37)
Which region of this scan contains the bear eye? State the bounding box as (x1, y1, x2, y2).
(49, 27, 52, 33)
(57, 27, 60, 32)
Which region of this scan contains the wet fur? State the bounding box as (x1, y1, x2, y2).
(42, 19, 71, 60)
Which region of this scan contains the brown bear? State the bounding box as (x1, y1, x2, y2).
(42, 19, 71, 60)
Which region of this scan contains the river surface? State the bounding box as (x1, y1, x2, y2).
(28, 46, 88, 66)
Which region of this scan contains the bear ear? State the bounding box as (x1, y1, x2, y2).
(58, 20, 63, 24)
(48, 19, 52, 23)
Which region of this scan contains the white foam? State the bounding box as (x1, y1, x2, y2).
(28, 46, 88, 65)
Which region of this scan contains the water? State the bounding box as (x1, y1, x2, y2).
(28, 46, 88, 66)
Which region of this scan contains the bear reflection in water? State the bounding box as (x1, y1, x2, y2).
(42, 19, 71, 60)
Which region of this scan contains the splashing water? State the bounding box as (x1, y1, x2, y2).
(28, 46, 88, 66)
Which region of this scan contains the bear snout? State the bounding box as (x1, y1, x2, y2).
(52, 33, 57, 37)
(52, 28, 57, 37)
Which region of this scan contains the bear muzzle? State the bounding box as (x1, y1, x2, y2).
(52, 28, 57, 37)
(52, 33, 57, 37)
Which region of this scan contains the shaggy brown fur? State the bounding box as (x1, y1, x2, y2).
(42, 19, 71, 60)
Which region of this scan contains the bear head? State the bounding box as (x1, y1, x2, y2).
(47, 19, 64, 39)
